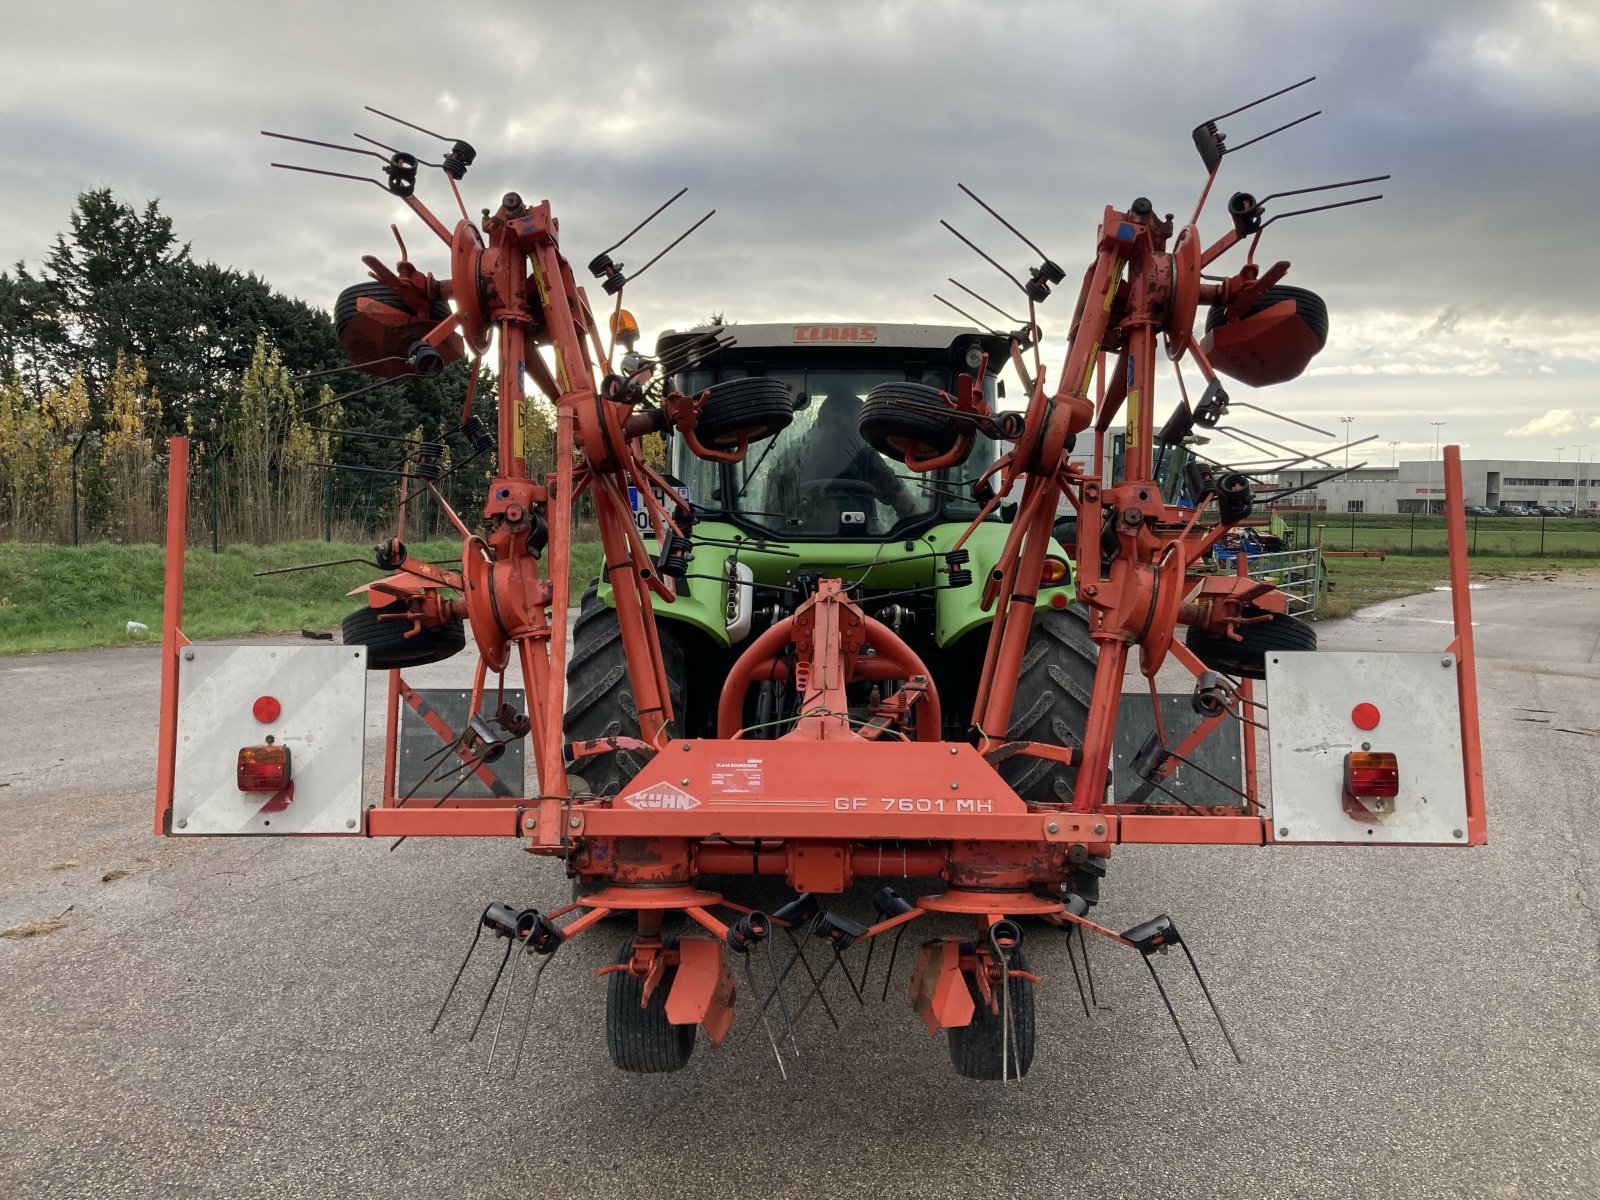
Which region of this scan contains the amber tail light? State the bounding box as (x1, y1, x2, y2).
(237, 745, 291, 792)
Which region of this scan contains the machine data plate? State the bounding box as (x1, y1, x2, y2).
(173, 645, 367, 835)
(1266, 650, 1467, 844)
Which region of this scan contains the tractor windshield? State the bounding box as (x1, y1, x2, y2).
(671, 366, 999, 538)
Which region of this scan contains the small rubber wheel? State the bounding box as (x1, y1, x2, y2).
(341, 601, 465, 670)
(694, 377, 794, 448)
(859, 382, 962, 462)
(606, 935, 696, 1073)
(1204, 284, 1328, 349)
(948, 946, 1036, 1081)
(1183, 607, 1316, 679)
(333, 281, 451, 338)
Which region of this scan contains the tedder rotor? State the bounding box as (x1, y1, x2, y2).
(156, 80, 1486, 1081)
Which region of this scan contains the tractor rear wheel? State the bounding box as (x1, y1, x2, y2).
(1184, 608, 1316, 680)
(341, 601, 465, 670)
(948, 947, 1036, 1080)
(997, 605, 1098, 804)
(564, 583, 685, 795)
(606, 935, 696, 1073)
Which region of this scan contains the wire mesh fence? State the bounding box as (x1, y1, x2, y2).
(1277, 509, 1600, 558)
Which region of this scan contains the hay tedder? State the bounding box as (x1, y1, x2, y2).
(154, 81, 1486, 1080)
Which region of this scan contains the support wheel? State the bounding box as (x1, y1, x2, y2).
(860, 382, 962, 462)
(948, 947, 1036, 1080)
(1184, 607, 1316, 679)
(341, 601, 465, 670)
(998, 605, 1098, 804)
(564, 583, 686, 794)
(606, 936, 696, 1073)
(333, 281, 456, 378)
(1204, 284, 1329, 349)
(695, 377, 794, 448)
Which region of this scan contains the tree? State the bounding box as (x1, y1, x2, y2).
(15, 189, 197, 421)
(0, 269, 67, 402)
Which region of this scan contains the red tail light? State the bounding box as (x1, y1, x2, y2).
(237, 745, 291, 792)
(1344, 751, 1399, 799)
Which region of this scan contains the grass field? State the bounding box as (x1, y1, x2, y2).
(1, 536, 1595, 656)
(1281, 511, 1600, 557)
(0, 540, 604, 656)
(1315, 554, 1599, 618)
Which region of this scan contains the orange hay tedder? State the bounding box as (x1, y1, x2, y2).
(155, 80, 1485, 1080)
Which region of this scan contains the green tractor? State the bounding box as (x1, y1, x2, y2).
(564, 322, 1096, 805)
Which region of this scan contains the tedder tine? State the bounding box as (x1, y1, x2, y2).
(511, 955, 556, 1077)
(431, 913, 486, 1033)
(468, 938, 515, 1043)
(488, 928, 536, 1070)
(1178, 939, 1243, 1064)
(1122, 915, 1242, 1069)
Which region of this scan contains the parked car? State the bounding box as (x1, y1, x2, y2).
(1464, 505, 1496, 516)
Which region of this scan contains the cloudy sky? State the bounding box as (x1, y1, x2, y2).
(3, 0, 1597, 465)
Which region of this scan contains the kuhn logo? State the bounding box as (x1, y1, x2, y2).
(622, 783, 701, 810)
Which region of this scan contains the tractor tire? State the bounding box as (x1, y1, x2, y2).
(1184, 607, 1317, 680)
(694, 377, 794, 448)
(564, 583, 685, 795)
(341, 601, 465, 670)
(333, 280, 451, 338)
(997, 605, 1098, 805)
(948, 947, 1036, 1081)
(1204, 284, 1329, 350)
(606, 935, 696, 1073)
(860, 382, 962, 462)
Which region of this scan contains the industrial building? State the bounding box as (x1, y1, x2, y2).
(1270, 457, 1598, 515)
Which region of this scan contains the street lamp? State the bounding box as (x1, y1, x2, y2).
(1388, 439, 1400, 467)
(1575, 444, 1588, 511)
(1557, 446, 1565, 463)
(1428, 421, 1446, 515)
(1341, 416, 1356, 469)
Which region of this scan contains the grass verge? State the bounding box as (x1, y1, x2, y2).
(0, 540, 603, 656)
(1315, 554, 1600, 619)
(3, 540, 1595, 655)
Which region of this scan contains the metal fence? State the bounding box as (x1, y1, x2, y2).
(1242, 547, 1323, 618)
(1278, 509, 1600, 558)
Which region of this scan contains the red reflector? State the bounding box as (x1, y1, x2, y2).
(1344, 751, 1398, 799)
(1050, 591, 1069, 609)
(237, 745, 291, 792)
(1351, 702, 1380, 731)
(252, 695, 282, 724)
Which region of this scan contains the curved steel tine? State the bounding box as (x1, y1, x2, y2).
(429, 918, 484, 1032)
(511, 955, 555, 1076)
(467, 937, 515, 1042)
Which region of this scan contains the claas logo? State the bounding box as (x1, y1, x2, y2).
(792, 325, 877, 343)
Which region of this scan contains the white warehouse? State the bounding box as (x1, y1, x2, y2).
(1270, 458, 1597, 515)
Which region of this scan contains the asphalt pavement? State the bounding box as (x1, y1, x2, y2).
(1, 576, 1596, 1199)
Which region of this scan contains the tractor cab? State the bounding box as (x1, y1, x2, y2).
(659, 323, 1011, 541)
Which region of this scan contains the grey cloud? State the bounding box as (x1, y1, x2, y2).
(1, 0, 1596, 457)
